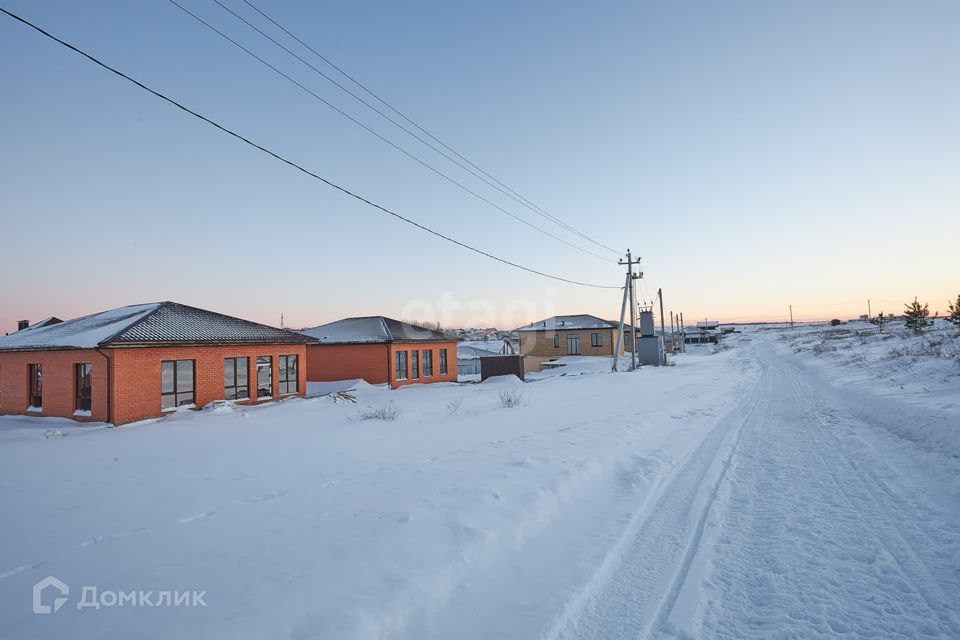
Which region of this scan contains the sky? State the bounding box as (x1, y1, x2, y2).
(1, 0, 958, 332)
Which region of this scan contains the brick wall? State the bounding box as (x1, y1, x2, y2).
(387, 341, 458, 388)
(519, 328, 624, 358)
(305, 343, 390, 385)
(0, 344, 308, 426)
(109, 344, 308, 425)
(0, 349, 109, 422)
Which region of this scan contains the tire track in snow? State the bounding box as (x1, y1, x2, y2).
(541, 366, 766, 640)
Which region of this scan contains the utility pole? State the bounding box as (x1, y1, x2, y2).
(617, 250, 642, 371)
(789, 305, 794, 329)
(658, 288, 667, 364)
(867, 299, 871, 319)
(612, 271, 630, 372)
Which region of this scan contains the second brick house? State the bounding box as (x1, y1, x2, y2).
(0, 302, 315, 425)
(517, 314, 634, 371)
(299, 316, 457, 388)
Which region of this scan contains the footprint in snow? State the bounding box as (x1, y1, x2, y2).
(179, 511, 216, 524)
(240, 491, 288, 504)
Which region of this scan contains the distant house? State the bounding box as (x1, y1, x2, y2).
(0, 302, 315, 425)
(456, 344, 499, 376)
(300, 317, 458, 389)
(517, 315, 629, 371)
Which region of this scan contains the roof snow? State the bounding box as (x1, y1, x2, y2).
(0, 302, 313, 352)
(516, 315, 616, 332)
(456, 345, 500, 360)
(300, 317, 449, 344)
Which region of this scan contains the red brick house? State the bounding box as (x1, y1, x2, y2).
(0, 302, 316, 425)
(300, 317, 457, 389)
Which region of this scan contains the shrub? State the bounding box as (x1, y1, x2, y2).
(498, 389, 524, 408)
(830, 319, 842, 326)
(359, 402, 400, 421)
(447, 399, 463, 416)
(904, 297, 933, 335)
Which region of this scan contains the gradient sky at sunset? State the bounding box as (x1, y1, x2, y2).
(2, 0, 958, 332)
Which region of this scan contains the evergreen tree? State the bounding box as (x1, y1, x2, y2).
(871, 311, 886, 333)
(904, 298, 932, 334)
(947, 294, 960, 327)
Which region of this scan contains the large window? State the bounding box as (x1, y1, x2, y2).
(591, 332, 603, 347)
(422, 350, 433, 377)
(439, 349, 448, 375)
(279, 355, 298, 395)
(411, 351, 419, 379)
(554, 334, 560, 348)
(28, 364, 42, 409)
(75, 363, 92, 412)
(224, 357, 249, 400)
(395, 351, 408, 380)
(567, 335, 581, 355)
(161, 360, 194, 410)
(256, 356, 273, 398)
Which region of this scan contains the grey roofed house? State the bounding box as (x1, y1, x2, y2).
(0, 301, 315, 352)
(299, 316, 448, 344)
(516, 314, 616, 332)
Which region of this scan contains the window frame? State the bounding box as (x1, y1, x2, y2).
(395, 351, 408, 380)
(422, 349, 433, 377)
(567, 334, 581, 355)
(161, 359, 195, 411)
(591, 332, 603, 347)
(28, 363, 42, 410)
(75, 363, 92, 412)
(256, 356, 273, 399)
(278, 354, 299, 396)
(224, 357, 250, 401)
(411, 350, 419, 379)
(554, 334, 560, 348)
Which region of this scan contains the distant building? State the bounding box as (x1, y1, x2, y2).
(0, 302, 314, 425)
(300, 317, 457, 389)
(456, 344, 499, 376)
(516, 314, 627, 372)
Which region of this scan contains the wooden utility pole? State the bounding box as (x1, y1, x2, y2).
(680, 312, 685, 352)
(868, 299, 871, 319)
(658, 288, 667, 364)
(789, 305, 794, 329)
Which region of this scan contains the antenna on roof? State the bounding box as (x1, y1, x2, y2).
(281, 313, 284, 329)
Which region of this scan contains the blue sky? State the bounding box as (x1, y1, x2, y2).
(2, 0, 958, 332)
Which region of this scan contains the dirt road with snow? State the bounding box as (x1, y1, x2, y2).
(548, 335, 960, 640)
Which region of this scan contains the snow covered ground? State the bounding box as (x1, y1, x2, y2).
(1, 328, 958, 639)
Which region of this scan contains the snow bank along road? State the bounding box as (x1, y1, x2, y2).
(1, 331, 957, 639)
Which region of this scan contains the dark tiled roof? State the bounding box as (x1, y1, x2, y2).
(106, 302, 314, 345)
(0, 302, 313, 351)
(300, 316, 449, 344)
(516, 314, 617, 332)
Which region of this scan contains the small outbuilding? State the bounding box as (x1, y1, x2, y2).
(300, 317, 458, 389)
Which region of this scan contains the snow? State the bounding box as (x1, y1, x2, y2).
(0, 303, 159, 351)
(1, 327, 958, 639)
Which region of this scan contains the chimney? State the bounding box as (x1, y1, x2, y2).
(17, 320, 29, 331)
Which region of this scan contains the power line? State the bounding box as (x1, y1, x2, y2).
(207, 0, 619, 259)
(0, 6, 619, 290)
(166, 0, 613, 263)
(237, 0, 621, 258)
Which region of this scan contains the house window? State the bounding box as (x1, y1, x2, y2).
(554, 334, 560, 348)
(279, 355, 298, 395)
(28, 364, 42, 409)
(411, 350, 420, 379)
(395, 351, 408, 380)
(161, 360, 194, 410)
(422, 350, 433, 377)
(75, 363, 92, 412)
(224, 357, 249, 400)
(256, 356, 273, 398)
(591, 332, 603, 347)
(439, 349, 448, 375)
